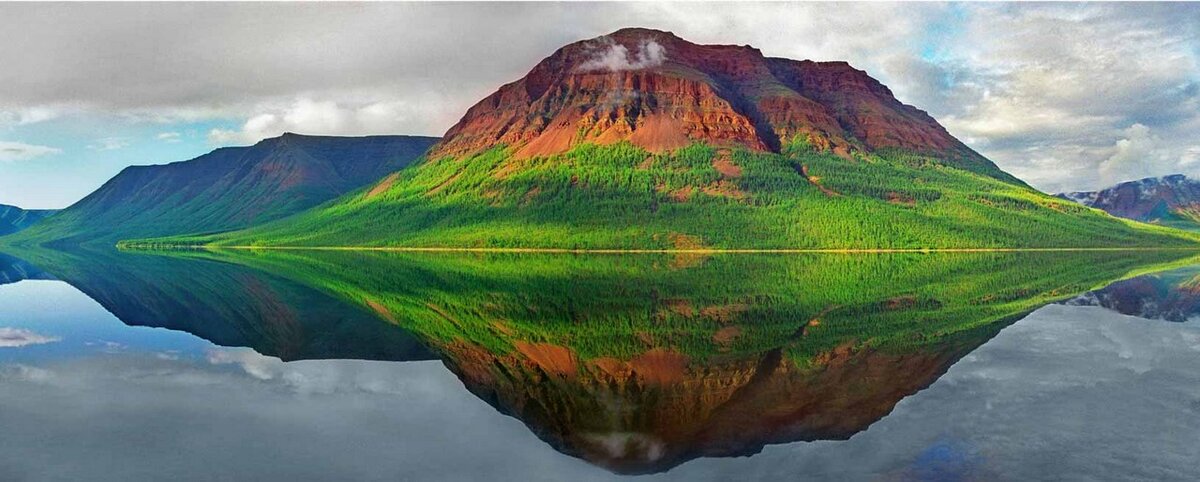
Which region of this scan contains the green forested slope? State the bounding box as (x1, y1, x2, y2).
(135, 142, 1200, 249)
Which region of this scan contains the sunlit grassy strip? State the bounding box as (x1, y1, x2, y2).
(122, 245, 1200, 253)
(149, 248, 1200, 367)
(126, 142, 1200, 250)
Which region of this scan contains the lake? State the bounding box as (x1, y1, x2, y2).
(1, 248, 1198, 481)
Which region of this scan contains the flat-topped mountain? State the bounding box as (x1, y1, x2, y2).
(0, 204, 56, 236)
(431, 28, 1013, 182)
(1058, 174, 1200, 229)
(127, 29, 1200, 249)
(7, 133, 438, 246)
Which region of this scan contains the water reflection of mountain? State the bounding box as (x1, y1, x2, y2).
(3, 248, 434, 362)
(1063, 267, 1200, 322)
(160, 249, 1194, 474)
(2, 247, 1195, 474)
(0, 251, 54, 285)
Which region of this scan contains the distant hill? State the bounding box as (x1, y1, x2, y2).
(0, 204, 56, 236)
(143, 28, 1199, 250)
(1058, 174, 1200, 230)
(7, 133, 438, 247)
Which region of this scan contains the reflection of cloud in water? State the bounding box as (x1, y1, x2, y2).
(0, 327, 61, 348)
(205, 347, 438, 396)
(0, 364, 55, 383)
(0, 305, 1196, 481)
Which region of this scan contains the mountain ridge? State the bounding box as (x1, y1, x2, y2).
(428, 28, 1018, 184)
(6, 133, 438, 247)
(0, 204, 56, 236)
(126, 29, 1200, 250)
(1057, 173, 1200, 229)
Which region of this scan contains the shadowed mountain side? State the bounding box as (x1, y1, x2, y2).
(7, 247, 434, 362)
(0, 204, 56, 236)
(6, 134, 438, 247)
(142, 248, 1200, 474)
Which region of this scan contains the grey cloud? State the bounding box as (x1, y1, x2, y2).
(0, 3, 1197, 191)
(0, 2, 949, 137)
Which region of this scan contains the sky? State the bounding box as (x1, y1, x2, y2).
(0, 2, 1198, 209)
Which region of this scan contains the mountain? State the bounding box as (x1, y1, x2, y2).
(1057, 174, 1200, 229)
(430, 28, 1014, 182)
(135, 28, 1198, 250)
(7, 133, 438, 247)
(0, 204, 56, 235)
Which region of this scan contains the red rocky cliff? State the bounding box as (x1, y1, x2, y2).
(431, 27, 982, 162)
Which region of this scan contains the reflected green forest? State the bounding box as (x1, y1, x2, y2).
(4, 246, 1198, 474)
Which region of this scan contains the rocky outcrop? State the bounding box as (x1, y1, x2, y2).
(430, 28, 988, 167)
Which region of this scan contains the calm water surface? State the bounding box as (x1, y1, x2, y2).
(1, 248, 1198, 481)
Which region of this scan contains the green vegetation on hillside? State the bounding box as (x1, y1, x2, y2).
(5, 134, 438, 248)
(133, 142, 1200, 249)
(145, 248, 1199, 366)
(0, 204, 55, 236)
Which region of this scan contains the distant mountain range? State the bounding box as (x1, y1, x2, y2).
(4, 28, 1199, 250)
(1058, 174, 1200, 230)
(7, 134, 437, 247)
(0, 204, 56, 236)
(137, 28, 1196, 249)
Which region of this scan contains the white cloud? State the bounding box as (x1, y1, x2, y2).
(156, 131, 181, 142)
(1097, 124, 1170, 185)
(0, 3, 1196, 192)
(0, 327, 61, 348)
(205, 347, 419, 395)
(576, 38, 667, 72)
(920, 4, 1200, 191)
(87, 137, 131, 151)
(0, 141, 62, 162)
(0, 106, 62, 127)
(207, 98, 439, 145)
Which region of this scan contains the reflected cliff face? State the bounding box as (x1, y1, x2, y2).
(1, 247, 1195, 475)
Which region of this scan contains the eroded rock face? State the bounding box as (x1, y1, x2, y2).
(430, 28, 981, 162)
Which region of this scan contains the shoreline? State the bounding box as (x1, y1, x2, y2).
(117, 245, 1200, 254)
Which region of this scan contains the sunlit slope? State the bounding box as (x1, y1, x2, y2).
(137, 143, 1200, 249)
